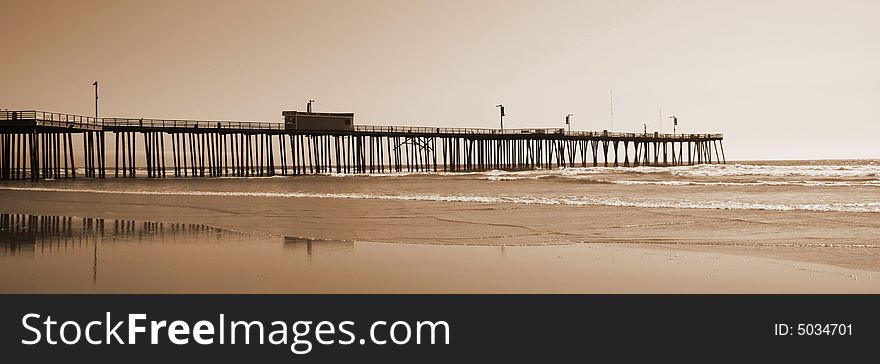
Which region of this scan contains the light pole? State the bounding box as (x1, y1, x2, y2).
(307, 99, 315, 113)
(93, 81, 99, 119)
(610, 89, 614, 131)
(496, 104, 505, 131)
(669, 116, 678, 136)
(565, 113, 573, 133)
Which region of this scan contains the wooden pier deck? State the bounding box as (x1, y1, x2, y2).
(0, 109, 725, 180)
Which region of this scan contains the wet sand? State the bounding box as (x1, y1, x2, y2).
(3, 238, 878, 293)
(3, 189, 879, 268)
(2, 189, 879, 293)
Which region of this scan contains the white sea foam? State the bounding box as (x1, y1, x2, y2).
(483, 175, 879, 187)
(2, 186, 879, 213)
(667, 164, 880, 178)
(79, 162, 880, 178)
(474, 164, 880, 187)
(596, 179, 880, 187)
(321, 164, 880, 185)
(469, 164, 880, 179)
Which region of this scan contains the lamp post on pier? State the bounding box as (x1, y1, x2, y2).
(93, 81, 99, 119)
(496, 104, 505, 131)
(565, 113, 573, 133)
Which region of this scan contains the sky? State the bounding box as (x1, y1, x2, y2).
(1, 0, 878, 160)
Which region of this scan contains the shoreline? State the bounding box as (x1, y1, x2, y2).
(2, 187, 879, 293)
(2, 188, 878, 271)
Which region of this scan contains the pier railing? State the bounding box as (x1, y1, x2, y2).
(354, 125, 566, 135)
(1, 110, 722, 139)
(101, 118, 284, 130)
(566, 130, 723, 139)
(355, 124, 721, 139)
(0, 110, 101, 129)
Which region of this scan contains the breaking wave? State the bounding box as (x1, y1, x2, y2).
(320, 163, 880, 186)
(2, 186, 879, 213)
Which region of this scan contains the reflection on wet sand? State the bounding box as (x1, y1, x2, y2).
(1, 212, 236, 254)
(1, 212, 351, 261)
(0, 213, 234, 249)
(2, 212, 879, 293)
(283, 236, 354, 259)
(1, 212, 251, 289)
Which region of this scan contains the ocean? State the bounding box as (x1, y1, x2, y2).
(4, 159, 880, 211)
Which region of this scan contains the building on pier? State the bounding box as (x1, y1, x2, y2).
(283, 111, 354, 131)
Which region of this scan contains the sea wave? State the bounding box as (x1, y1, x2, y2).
(2, 186, 879, 213)
(483, 164, 880, 178)
(667, 164, 880, 178)
(587, 179, 880, 187)
(83, 163, 880, 180)
(485, 175, 880, 187)
(324, 163, 880, 183)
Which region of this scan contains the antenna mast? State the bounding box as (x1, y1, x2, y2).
(610, 89, 614, 131)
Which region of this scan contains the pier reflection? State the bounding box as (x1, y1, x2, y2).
(0, 212, 371, 292)
(282, 236, 354, 260)
(0, 212, 355, 259)
(0, 212, 237, 256)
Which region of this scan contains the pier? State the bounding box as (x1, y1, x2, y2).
(0, 109, 724, 180)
